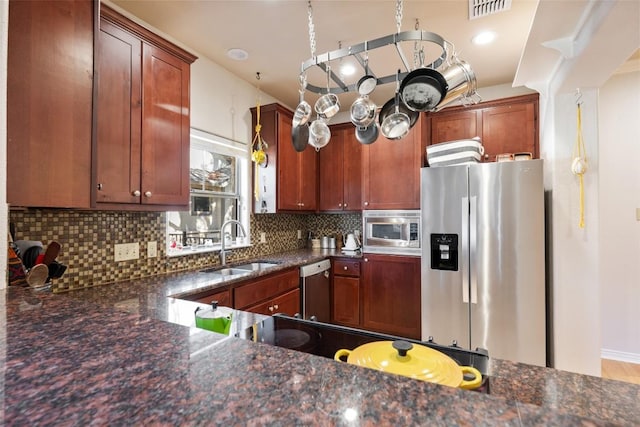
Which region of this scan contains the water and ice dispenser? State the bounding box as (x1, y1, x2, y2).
(430, 234, 459, 271)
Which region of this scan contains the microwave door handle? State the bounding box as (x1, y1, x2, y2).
(461, 196, 470, 304)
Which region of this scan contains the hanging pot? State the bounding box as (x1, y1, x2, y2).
(293, 76, 312, 127)
(334, 340, 483, 390)
(291, 123, 310, 152)
(356, 44, 377, 96)
(433, 57, 478, 111)
(350, 96, 377, 128)
(293, 94, 312, 127)
(314, 66, 340, 119)
(309, 119, 331, 149)
(399, 67, 448, 112)
(355, 123, 379, 145)
(378, 97, 419, 129)
(380, 92, 411, 140)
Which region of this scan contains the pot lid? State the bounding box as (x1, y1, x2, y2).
(338, 340, 470, 388)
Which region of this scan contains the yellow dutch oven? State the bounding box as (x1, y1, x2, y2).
(334, 340, 482, 390)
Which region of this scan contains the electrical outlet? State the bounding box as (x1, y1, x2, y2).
(260, 232, 266, 243)
(147, 241, 157, 258)
(114, 243, 140, 262)
(297, 230, 302, 239)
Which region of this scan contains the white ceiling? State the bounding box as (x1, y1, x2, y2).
(110, 0, 540, 109)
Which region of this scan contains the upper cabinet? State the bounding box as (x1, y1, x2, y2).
(7, 0, 94, 208)
(251, 103, 317, 213)
(428, 94, 539, 162)
(361, 115, 426, 210)
(95, 5, 197, 209)
(318, 124, 362, 212)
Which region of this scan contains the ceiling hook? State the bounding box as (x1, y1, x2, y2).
(415, 18, 420, 31)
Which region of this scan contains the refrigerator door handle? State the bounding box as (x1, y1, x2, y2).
(461, 196, 470, 303)
(469, 196, 478, 305)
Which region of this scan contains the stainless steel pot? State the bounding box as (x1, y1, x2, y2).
(433, 57, 479, 111)
(309, 119, 331, 149)
(350, 96, 377, 128)
(355, 123, 379, 145)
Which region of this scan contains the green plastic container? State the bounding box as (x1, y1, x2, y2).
(194, 301, 232, 335)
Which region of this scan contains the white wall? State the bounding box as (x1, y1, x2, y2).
(599, 69, 640, 363)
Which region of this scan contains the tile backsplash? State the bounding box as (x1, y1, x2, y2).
(9, 209, 361, 293)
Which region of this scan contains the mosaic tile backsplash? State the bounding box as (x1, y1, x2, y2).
(9, 209, 362, 293)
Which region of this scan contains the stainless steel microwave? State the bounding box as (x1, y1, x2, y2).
(362, 210, 421, 256)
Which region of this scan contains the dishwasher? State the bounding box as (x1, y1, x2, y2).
(299, 259, 331, 322)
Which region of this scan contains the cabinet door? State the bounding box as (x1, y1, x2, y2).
(244, 288, 300, 317)
(332, 276, 360, 327)
(141, 43, 191, 206)
(298, 131, 318, 211)
(95, 19, 142, 204)
(277, 113, 300, 210)
(429, 110, 480, 144)
(362, 254, 421, 339)
(7, 0, 93, 208)
(362, 121, 422, 210)
(318, 129, 345, 211)
(481, 103, 537, 161)
(342, 129, 363, 211)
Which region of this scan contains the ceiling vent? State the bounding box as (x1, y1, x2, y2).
(469, 0, 512, 19)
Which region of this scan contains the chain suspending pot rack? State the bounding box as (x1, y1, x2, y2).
(294, 0, 480, 151)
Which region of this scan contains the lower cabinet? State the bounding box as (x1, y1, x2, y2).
(361, 254, 421, 340)
(234, 268, 300, 316)
(331, 258, 361, 327)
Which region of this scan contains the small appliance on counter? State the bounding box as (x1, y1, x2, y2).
(194, 301, 233, 335)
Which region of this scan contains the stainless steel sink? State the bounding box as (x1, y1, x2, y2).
(233, 262, 279, 271)
(198, 261, 279, 277)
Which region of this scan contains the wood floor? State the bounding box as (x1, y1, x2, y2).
(601, 359, 640, 385)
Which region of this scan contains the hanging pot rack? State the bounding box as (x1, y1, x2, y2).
(300, 30, 451, 96)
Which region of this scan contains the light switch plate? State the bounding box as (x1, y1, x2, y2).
(636, 208, 640, 221)
(114, 243, 140, 262)
(260, 232, 266, 243)
(147, 241, 157, 258)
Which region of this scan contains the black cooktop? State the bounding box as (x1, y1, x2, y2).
(236, 314, 490, 391)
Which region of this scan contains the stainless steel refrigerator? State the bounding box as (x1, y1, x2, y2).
(421, 159, 545, 366)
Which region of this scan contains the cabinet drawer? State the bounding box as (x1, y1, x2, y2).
(234, 268, 299, 309)
(333, 259, 361, 277)
(243, 288, 300, 317)
(192, 289, 231, 307)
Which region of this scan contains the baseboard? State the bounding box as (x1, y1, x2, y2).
(601, 348, 640, 364)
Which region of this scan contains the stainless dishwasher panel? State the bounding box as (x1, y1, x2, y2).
(300, 259, 331, 322)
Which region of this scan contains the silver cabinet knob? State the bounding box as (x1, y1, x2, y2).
(364, 258, 369, 262)
(97, 183, 103, 191)
(344, 203, 347, 208)
(274, 304, 279, 310)
(338, 203, 342, 207)
(268, 306, 274, 312)
(144, 191, 152, 198)
(132, 190, 141, 197)
(343, 266, 348, 270)
(364, 201, 369, 206)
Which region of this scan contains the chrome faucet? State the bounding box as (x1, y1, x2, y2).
(219, 219, 247, 266)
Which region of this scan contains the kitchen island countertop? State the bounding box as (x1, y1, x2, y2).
(4, 249, 639, 425)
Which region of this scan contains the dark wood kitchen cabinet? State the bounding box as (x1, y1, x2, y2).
(94, 5, 196, 210)
(331, 258, 361, 327)
(361, 254, 421, 340)
(234, 267, 300, 316)
(428, 94, 539, 162)
(7, 0, 94, 208)
(251, 103, 317, 212)
(361, 115, 426, 210)
(318, 124, 362, 212)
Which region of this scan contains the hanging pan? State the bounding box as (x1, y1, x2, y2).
(292, 75, 312, 128)
(291, 123, 310, 152)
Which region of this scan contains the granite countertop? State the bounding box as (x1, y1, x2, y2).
(4, 248, 639, 425)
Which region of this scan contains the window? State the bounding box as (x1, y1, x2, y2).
(166, 128, 250, 256)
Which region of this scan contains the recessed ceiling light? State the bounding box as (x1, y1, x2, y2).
(472, 31, 496, 45)
(340, 63, 356, 77)
(227, 48, 249, 61)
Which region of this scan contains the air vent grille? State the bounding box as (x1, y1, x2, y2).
(469, 0, 512, 19)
